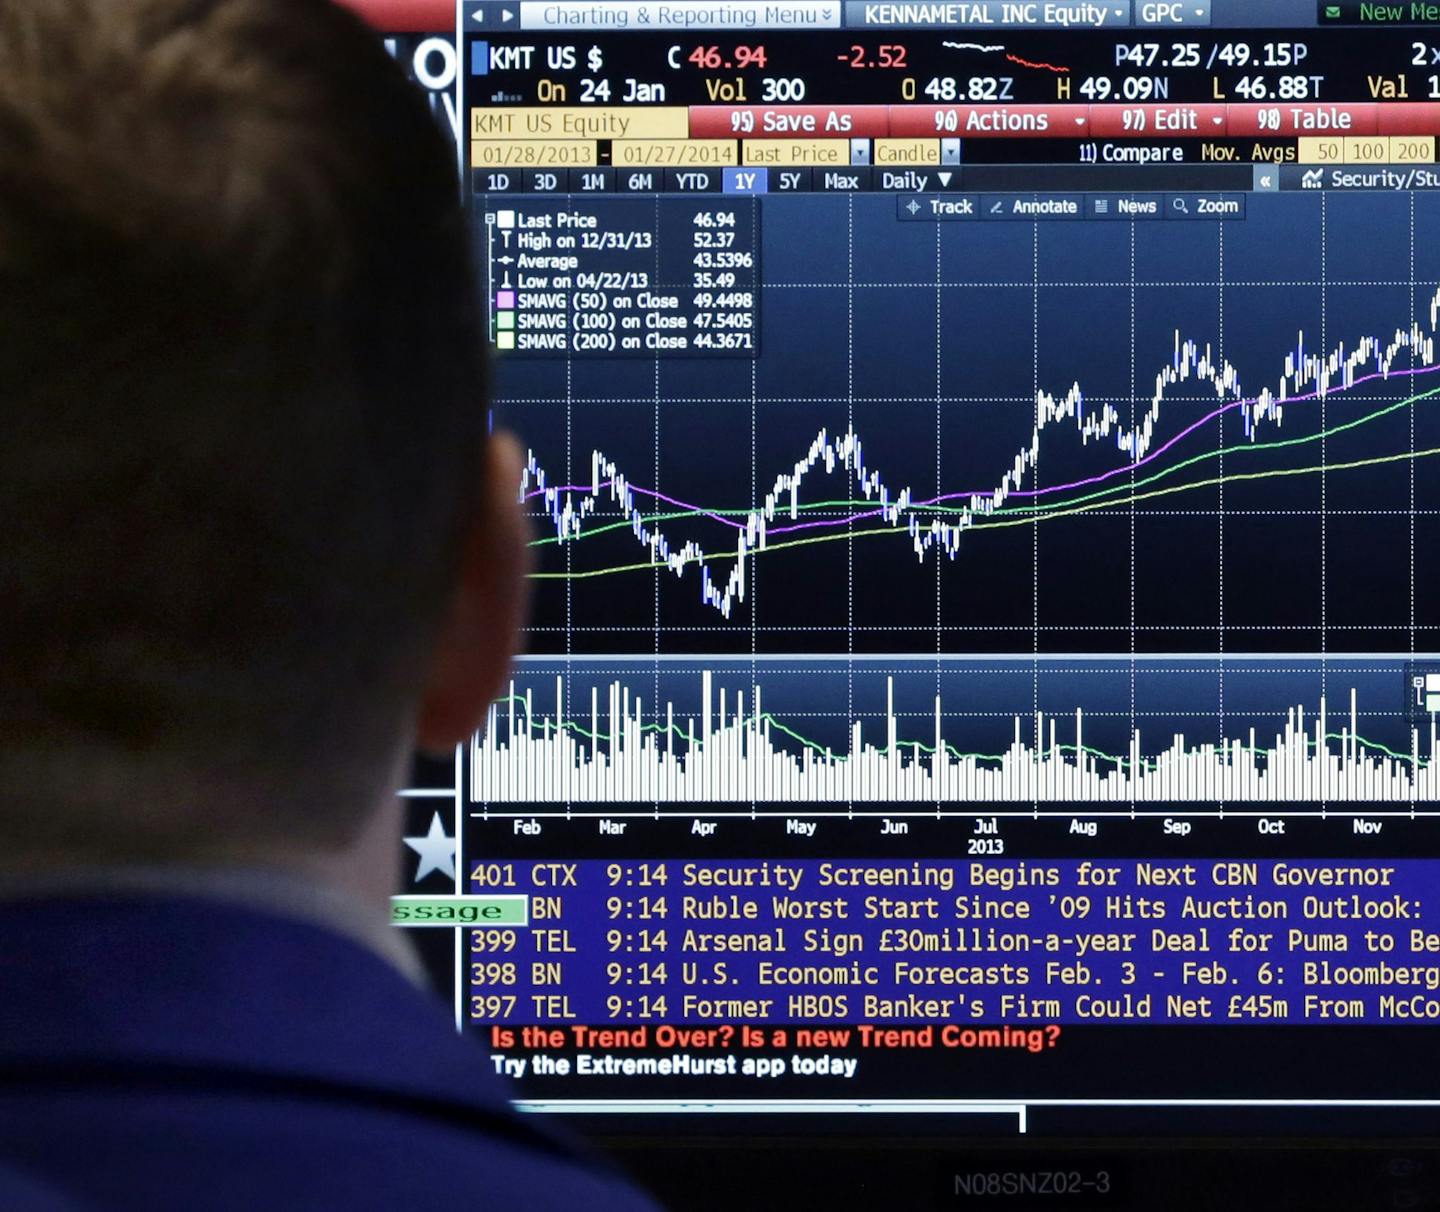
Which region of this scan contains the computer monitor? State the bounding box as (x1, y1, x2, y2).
(379, 0, 1440, 1201)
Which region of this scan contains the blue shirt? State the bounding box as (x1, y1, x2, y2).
(0, 888, 661, 1211)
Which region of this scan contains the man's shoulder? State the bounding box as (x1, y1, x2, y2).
(0, 1082, 654, 1211)
(0, 895, 659, 1211)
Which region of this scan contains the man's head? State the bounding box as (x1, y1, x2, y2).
(0, 0, 524, 869)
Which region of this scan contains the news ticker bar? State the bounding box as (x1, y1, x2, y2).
(470, 104, 1440, 141)
(465, 859, 1440, 1029)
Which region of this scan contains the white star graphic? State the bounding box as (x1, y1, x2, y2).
(403, 811, 456, 883)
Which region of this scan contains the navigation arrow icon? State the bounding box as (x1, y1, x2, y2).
(937, 171, 952, 186)
(501, 8, 514, 21)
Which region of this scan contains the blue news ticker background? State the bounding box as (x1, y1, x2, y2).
(469, 858, 1440, 1026)
(488, 187, 1440, 656)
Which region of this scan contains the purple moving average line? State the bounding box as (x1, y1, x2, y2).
(523, 360, 1440, 538)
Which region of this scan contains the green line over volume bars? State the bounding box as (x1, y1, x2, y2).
(490, 693, 1433, 774)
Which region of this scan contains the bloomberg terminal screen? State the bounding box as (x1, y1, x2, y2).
(396, 0, 1440, 1137)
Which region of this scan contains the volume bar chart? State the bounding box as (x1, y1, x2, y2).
(470, 657, 1440, 809)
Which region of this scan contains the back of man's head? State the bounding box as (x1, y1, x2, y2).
(0, 0, 484, 864)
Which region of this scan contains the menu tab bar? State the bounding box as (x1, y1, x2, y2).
(461, 0, 1440, 26)
(679, 102, 1440, 139)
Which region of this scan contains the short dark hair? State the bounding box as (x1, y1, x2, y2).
(0, 0, 483, 859)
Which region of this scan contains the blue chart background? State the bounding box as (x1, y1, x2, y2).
(489, 189, 1440, 657)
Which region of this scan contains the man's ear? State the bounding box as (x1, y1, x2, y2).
(414, 430, 529, 752)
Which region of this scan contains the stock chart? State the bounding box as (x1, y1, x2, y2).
(392, 0, 1440, 1140)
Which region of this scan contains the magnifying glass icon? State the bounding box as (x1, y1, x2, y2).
(1172, 197, 1189, 214)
